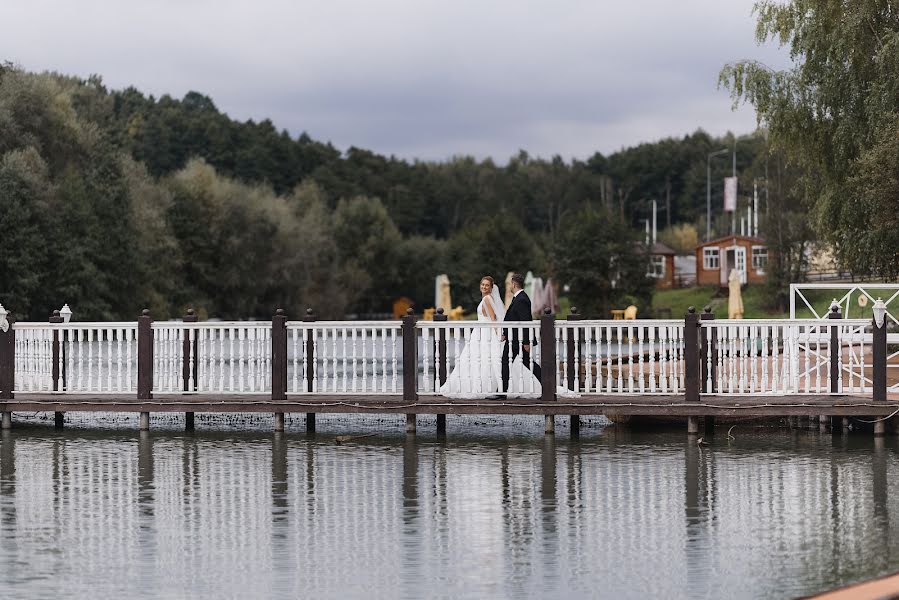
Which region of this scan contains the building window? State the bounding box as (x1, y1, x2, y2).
(648, 256, 665, 278)
(703, 247, 720, 270)
(752, 246, 768, 271)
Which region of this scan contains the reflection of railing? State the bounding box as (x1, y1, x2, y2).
(0, 306, 890, 403)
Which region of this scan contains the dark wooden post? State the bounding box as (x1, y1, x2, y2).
(699, 306, 715, 435)
(182, 308, 198, 431)
(540, 308, 556, 434)
(137, 309, 153, 430)
(402, 308, 418, 433)
(829, 303, 841, 394)
(822, 302, 842, 431)
(873, 310, 887, 404)
(566, 307, 583, 436)
(434, 308, 448, 434)
(50, 310, 65, 429)
(684, 307, 700, 404)
(303, 308, 316, 432)
(0, 312, 15, 404)
(272, 309, 287, 432)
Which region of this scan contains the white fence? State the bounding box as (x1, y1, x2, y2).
(701, 319, 871, 395)
(7, 316, 886, 397)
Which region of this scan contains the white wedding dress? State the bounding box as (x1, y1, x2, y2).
(439, 292, 506, 397)
(439, 286, 550, 398)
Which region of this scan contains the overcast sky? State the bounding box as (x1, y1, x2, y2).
(3, 0, 790, 162)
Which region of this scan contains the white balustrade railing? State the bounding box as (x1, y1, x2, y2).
(13, 322, 138, 393)
(700, 319, 871, 395)
(555, 320, 685, 395)
(417, 321, 542, 397)
(152, 322, 272, 394)
(6, 316, 884, 399)
(286, 321, 402, 395)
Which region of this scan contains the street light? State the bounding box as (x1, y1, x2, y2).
(707, 148, 728, 241)
(60, 304, 72, 323)
(873, 297, 887, 329)
(0, 303, 7, 333)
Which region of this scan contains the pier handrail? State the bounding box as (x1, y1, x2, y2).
(0, 308, 889, 404)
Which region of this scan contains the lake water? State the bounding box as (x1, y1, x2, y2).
(1, 415, 897, 599)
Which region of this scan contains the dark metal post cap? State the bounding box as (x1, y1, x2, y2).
(306, 308, 313, 316)
(543, 308, 552, 315)
(406, 308, 414, 316)
(703, 306, 712, 313)
(276, 308, 284, 316)
(688, 306, 696, 314)
(436, 307, 444, 314)
(186, 308, 195, 316)
(141, 309, 150, 316)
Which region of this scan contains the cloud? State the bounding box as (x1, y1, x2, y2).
(2, 0, 789, 161)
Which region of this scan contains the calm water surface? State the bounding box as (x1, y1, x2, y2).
(1, 416, 897, 599)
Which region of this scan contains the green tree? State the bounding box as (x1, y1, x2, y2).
(554, 207, 653, 318)
(720, 0, 899, 277)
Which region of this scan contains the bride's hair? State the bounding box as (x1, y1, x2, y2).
(480, 275, 494, 286)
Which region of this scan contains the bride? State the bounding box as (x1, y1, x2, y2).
(440, 276, 505, 397)
(440, 276, 543, 398)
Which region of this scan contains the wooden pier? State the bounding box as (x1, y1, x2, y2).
(0, 305, 895, 435)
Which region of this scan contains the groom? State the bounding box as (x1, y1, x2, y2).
(492, 272, 541, 398)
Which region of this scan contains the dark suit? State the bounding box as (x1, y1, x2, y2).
(502, 291, 542, 391)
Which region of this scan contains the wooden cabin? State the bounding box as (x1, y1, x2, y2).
(694, 235, 767, 287)
(647, 242, 676, 289)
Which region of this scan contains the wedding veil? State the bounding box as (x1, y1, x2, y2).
(490, 285, 506, 322)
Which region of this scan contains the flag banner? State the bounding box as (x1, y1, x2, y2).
(724, 176, 737, 212)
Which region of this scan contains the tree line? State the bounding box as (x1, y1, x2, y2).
(1, 63, 784, 321)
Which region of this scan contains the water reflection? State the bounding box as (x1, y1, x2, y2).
(0, 427, 897, 599)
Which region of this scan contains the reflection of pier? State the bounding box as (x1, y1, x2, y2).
(0, 430, 896, 596)
(0, 305, 896, 436)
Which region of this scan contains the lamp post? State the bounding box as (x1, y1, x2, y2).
(0, 304, 7, 333)
(60, 304, 72, 323)
(707, 148, 728, 241)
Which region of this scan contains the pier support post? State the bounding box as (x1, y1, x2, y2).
(0, 309, 15, 401)
(436, 414, 446, 434)
(1, 412, 11, 430)
(873, 303, 887, 403)
(137, 309, 153, 401)
(139, 412, 150, 431)
(875, 420, 887, 436)
(55, 412, 64, 429)
(540, 308, 557, 434)
(306, 413, 315, 433)
(272, 309, 288, 434)
(402, 309, 418, 434)
(842, 417, 851, 432)
(570, 415, 580, 437)
(687, 416, 700, 435)
(684, 308, 700, 404)
(185, 412, 195, 431)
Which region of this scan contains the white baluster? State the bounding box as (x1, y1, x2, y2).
(390, 327, 398, 393)
(360, 327, 368, 393)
